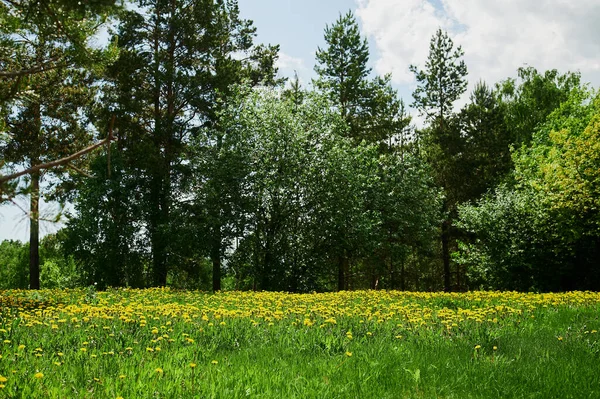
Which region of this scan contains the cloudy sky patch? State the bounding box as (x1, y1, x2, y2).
(356, 0, 600, 91)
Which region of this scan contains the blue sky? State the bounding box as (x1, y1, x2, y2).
(238, 0, 380, 84)
(3, 0, 600, 242)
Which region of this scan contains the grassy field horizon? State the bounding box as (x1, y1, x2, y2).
(0, 288, 599, 398)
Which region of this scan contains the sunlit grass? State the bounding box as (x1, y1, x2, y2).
(0, 288, 599, 398)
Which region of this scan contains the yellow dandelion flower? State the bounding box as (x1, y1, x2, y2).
(493, 346, 498, 351)
(474, 345, 481, 350)
(34, 372, 44, 379)
(211, 360, 218, 365)
(80, 348, 87, 352)
(0, 376, 7, 383)
(119, 375, 126, 379)
(189, 363, 197, 368)
(155, 367, 163, 374)
(345, 351, 352, 357)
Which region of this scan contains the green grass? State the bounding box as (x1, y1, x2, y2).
(0, 289, 599, 398)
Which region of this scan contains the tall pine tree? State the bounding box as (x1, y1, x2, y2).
(94, 0, 278, 287)
(410, 29, 468, 291)
(0, 0, 119, 289)
(314, 11, 408, 148)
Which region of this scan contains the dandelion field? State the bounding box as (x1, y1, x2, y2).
(0, 289, 599, 398)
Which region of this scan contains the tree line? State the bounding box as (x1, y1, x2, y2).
(1, 1, 598, 292)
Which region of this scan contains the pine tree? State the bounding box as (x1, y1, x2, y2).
(0, 0, 119, 289)
(410, 29, 468, 132)
(98, 0, 279, 288)
(314, 11, 370, 143)
(410, 29, 468, 291)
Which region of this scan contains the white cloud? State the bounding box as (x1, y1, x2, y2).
(275, 52, 307, 72)
(356, 0, 600, 94)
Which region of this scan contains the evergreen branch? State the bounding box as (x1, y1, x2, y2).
(0, 57, 65, 78)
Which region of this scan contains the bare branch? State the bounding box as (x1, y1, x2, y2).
(0, 117, 117, 184)
(67, 163, 94, 178)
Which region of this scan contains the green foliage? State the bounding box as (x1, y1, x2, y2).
(0, 235, 79, 289)
(496, 66, 582, 146)
(368, 151, 443, 289)
(39, 233, 79, 289)
(456, 82, 513, 199)
(314, 11, 371, 120)
(64, 150, 148, 289)
(217, 88, 353, 291)
(517, 91, 600, 222)
(210, 87, 441, 292)
(0, 240, 28, 289)
(456, 186, 547, 290)
(458, 89, 600, 291)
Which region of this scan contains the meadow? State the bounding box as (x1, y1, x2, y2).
(0, 288, 599, 398)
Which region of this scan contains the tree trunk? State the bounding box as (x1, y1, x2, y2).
(29, 170, 40, 290)
(456, 261, 461, 291)
(400, 258, 406, 291)
(211, 232, 221, 292)
(149, 2, 169, 287)
(442, 219, 451, 292)
(337, 254, 345, 291)
(370, 261, 377, 290)
(389, 252, 396, 290)
(29, 98, 41, 290)
(149, 168, 169, 287)
(211, 251, 221, 292)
